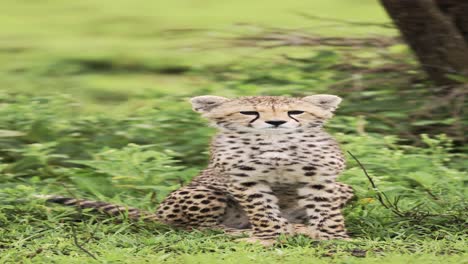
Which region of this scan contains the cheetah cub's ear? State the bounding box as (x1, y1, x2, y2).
(302, 94, 342, 111)
(190, 95, 229, 113)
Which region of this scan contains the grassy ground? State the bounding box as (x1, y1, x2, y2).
(0, 0, 466, 263)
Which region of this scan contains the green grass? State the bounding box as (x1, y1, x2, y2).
(0, 0, 467, 263)
(2, 220, 466, 264)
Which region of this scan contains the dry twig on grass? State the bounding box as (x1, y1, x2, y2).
(294, 12, 395, 29)
(70, 224, 98, 260)
(347, 151, 405, 217)
(231, 33, 400, 49)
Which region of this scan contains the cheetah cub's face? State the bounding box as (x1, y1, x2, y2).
(190, 95, 341, 131)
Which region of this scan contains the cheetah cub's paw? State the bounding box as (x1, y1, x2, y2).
(293, 224, 320, 239)
(293, 224, 352, 241)
(236, 237, 277, 247)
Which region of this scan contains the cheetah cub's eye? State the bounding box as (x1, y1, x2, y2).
(240, 111, 259, 115)
(288, 111, 304, 115)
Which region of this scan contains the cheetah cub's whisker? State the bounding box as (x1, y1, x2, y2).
(157, 95, 354, 245)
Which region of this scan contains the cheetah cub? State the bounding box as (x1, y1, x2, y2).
(40, 94, 354, 246)
(157, 95, 354, 245)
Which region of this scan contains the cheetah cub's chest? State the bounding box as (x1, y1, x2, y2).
(212, 131, 345, 184)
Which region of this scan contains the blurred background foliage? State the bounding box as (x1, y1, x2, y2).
(0, 0, 466, 262)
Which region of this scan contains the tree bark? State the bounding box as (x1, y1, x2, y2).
(436, 0, 468, 43)
(380, 0, 468, 86)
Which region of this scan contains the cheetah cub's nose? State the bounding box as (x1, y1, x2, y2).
(265, 120, 287, 127)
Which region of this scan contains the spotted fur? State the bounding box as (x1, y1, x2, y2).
(157, 94, 354, 244)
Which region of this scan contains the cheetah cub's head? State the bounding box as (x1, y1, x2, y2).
(190, 95, 341, 132)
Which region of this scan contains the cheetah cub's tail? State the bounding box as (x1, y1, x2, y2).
(34, 195, 159, 221)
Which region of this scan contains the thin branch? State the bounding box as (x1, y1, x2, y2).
(231, 34, 400, 49)
(294, 12, 395, 29)
(347, 151, 405, 217)
(70, 224, 98, 260)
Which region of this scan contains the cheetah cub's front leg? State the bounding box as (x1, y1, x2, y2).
(297, 181, 350, 240)
(228, 180, 294, 245)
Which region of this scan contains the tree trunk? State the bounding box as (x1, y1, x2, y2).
(436, 0, 468, 43)
(380, 0, 468, 86)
